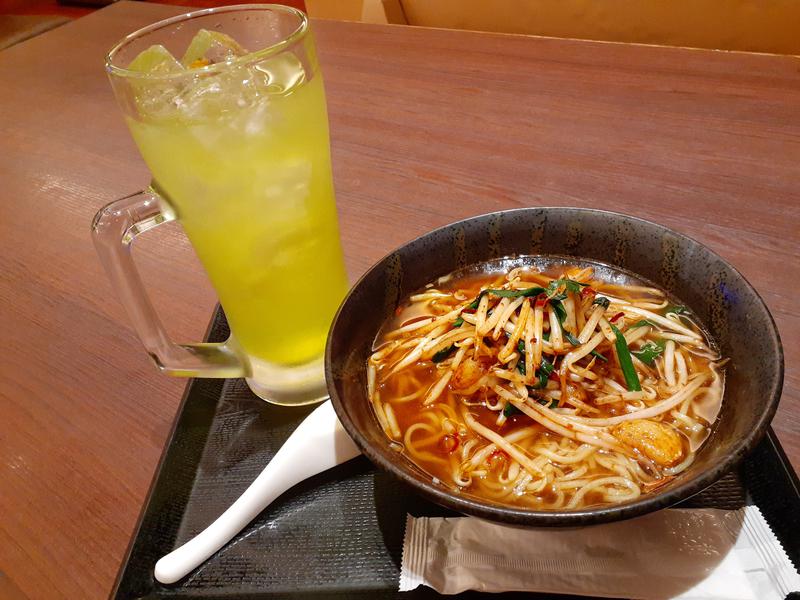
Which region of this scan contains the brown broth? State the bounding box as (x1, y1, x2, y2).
(370, 260, 723, 510)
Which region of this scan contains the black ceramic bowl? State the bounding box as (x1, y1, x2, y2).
(325, 208, 783, 526)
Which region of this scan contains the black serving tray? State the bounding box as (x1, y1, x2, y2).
(112, 308, 800, 600)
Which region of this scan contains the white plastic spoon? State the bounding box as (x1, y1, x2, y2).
(154, 399, 361, 584)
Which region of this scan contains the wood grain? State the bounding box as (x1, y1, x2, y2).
(0, 2, 797, 598)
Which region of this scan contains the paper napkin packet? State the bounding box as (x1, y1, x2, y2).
(400, 506, 800, 599)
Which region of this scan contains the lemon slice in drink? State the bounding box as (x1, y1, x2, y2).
(181, 29, 248, 67)
(127, 44, 184, 74)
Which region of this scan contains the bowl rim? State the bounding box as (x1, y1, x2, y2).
(325, 206, 784, 525)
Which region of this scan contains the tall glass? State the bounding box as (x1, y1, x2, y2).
(94, 5, 349, 405)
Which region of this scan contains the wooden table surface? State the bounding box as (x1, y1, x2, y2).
(1, 2, 798, 598)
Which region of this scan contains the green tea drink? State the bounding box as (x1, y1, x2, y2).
(126, 33, 349, 373)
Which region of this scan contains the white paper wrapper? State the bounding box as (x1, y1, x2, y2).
(400, 506, 800, 599)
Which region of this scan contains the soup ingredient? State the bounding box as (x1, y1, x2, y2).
(472, 286, 545, 303)
(452, 357, 489, 390)
(529, 356, 555, 389)
(368, 262, 725, 510)
(613, 420, 684, 467)
(630, 319, 655, 329)
(432, 345, 457, 363)
(611, 324, 641, 392)
(632, 340, 666, 365)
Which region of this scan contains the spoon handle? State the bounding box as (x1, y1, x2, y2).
(154, 400, 361, 584)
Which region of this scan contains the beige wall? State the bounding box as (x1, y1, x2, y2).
(307, 0, 800, 55)
(306, 0, 403, 23)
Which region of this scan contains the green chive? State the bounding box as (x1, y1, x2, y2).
(529, 357, 555, 389)
(485, 286, 546, 300)
(611, 324, 641, 392)
(549, 298, 581, 346)
(431, 344, 457, 363)
(629, 319, 655, 329)
(466, 293, 484, 310)
(546, 279, 588, 295)
(589, 350, 608, 362)
(631, 339, 666, 366)
(592, 296, 611, 309)
(516, 340, 527, 375)
(466, 286, 547, 311)
(550, 298, 567, 323)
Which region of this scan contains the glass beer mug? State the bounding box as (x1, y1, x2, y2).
(93, 5, 349, 405)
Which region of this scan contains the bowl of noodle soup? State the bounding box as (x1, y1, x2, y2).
(325, 208, 783, 525)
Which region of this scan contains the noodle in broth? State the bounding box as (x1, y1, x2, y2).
(368, 261, 725, 510)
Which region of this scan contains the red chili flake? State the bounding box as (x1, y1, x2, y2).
(534, 293, 548, 308)
(440, 434, 460, 453)
(610, 311, 625, 323)
(581, 286, 596, 298)
(548, 370, 560, 381)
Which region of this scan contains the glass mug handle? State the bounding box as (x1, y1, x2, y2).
(91, 188, 246, 378)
